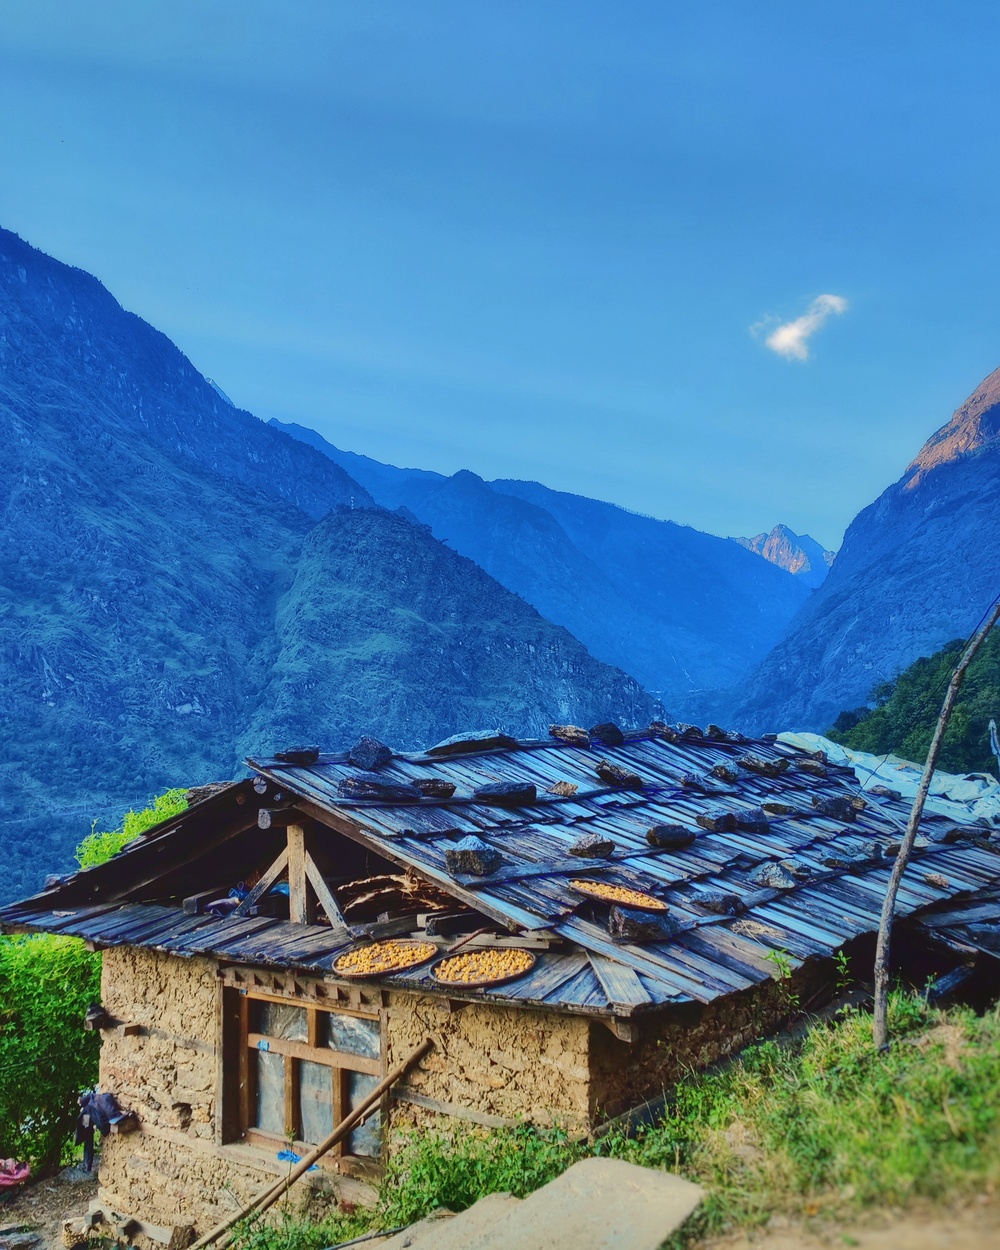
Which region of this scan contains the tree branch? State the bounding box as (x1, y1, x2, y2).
(872, 600, 1000, 1049)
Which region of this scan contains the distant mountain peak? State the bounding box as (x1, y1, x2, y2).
(906, 364, 1000, 487)
(734, 525, 835, 588)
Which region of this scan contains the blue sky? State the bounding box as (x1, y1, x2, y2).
(3, 3, 1000, 547)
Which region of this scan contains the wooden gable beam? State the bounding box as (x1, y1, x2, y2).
(233, 847, 289, 918)
(234, 822, 350, 935)
(271, 792, 549, 933)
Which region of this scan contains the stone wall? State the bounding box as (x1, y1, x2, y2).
(97, 948, 352, 1240)
(95, 950, 593, 1239)
(588, 960, 831, 1121)
(385, 992, 591, 1135)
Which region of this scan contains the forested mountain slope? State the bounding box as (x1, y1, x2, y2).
(828, 631, 1000, 777)
(0, 229, 653, 900)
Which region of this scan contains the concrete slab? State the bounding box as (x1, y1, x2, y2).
(371, 1192, 521, 1249)
(370, 1158, 702, 1250)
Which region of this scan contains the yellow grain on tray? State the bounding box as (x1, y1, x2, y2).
(434, 947, 535, 985)
(569, 879, 668, 910)
(334, 940, 437, 977)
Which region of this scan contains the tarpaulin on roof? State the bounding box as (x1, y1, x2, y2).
(778, 732, 1000, 827)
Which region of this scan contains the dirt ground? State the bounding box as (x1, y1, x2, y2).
(0, 1166, 97, 1250)
(700, 1197, 1000, 1250)
(2, 1170, 997, 1250)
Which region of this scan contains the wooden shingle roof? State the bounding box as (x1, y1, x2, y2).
(4, 724, 999, 1021)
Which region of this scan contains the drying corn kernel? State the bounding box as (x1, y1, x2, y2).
(334, 939, 437, 978)
(569, 879, 668, 910)
(433, 946, 536, 985)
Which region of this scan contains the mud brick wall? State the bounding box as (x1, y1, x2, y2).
(97, 948, 344, 1238)
(95, 950, 596, 1237)
(588, 961, 830, 1121)
(385, 992, 592, 1135)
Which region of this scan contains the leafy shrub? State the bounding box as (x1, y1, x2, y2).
(828, 631, 1000, 775)
(76, 788, 188, 869)
(376, 1123, 585, 1229)
(0, 934, 101, 1169)
(0, 789, 187, 1170)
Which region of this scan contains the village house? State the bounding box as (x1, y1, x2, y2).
(3, 721, 999, 1244)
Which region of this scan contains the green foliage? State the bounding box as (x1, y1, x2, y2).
(75, 789, 188, 869)
(229, 1209, 372, 1250)
(0, 934, 101, 1170)
(828, 631, 1000, 775)
(229, 994, 1000, 1250)
(377, 1123, 585, 1229)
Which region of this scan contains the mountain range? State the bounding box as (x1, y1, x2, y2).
(8, 220, 998, 900)
(270, 421, 811, 712)
(732, 367, 1000, 733)
(0, 227, 654, 900)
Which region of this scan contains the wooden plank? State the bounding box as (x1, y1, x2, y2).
(12, 903, 122, 932)
(453, 857, 606, 889)
(233, 848, 289, 918)
(392, 1089, 520, 1129)
(287, 825, 309, 925)
(247, 1034, 380, 1076)
(149, 914, 239, 954)
(216, 982, 242, 1146)
(303, 851, 349, 934)
(553, 966, 605, 1006)
(239, 994, 253, 1134)
(588, 952, 653, 1008)
(919, 900, 1000, 928)
(484, 952, 588, 1003)
(554, 918, 711, 1002)
(182, 915, 283, 955)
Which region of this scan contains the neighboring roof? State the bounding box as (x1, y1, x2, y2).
(4, 725, 999, 1021)
(914, 886, 1000, 959)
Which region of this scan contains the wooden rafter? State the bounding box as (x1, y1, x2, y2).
(233, 847, 289, 918)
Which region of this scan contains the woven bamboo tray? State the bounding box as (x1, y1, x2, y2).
(430, 947, 538, 990)
(332, 939, 438, 980)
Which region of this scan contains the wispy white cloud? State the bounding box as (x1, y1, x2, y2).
(754, 293, 848, 361)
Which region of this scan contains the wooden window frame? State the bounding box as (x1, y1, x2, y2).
(238, 989, 385, 1169)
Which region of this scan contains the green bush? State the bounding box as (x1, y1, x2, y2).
(0, 788, 188, 1171)
(76, 788, 188, 869)
(376, 1123, 585, 1229)
(828, 631, 1000, 775)
(0, 934, 101, 1170)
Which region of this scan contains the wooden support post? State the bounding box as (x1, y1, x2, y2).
(287, 824, 309, 925)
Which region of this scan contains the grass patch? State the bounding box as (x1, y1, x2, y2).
(230, 992, 1000, 1249)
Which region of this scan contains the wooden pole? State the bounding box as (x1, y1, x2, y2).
(188, 1038, 434, 1250)
(872, 601, 1000, 1049)
(287, 824, 309, 925)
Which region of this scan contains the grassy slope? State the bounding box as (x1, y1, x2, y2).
(231, 992, 1000, 1250)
